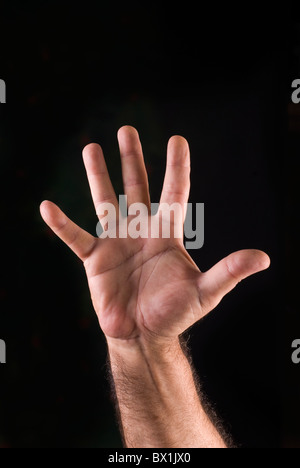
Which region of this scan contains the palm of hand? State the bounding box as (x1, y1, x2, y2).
(84, 232, 201, 340)
(41, 126, 270, 342)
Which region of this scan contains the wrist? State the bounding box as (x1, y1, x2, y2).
(106, 334, 183, 366)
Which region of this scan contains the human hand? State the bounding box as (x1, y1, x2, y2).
(40, 126, 270, 345)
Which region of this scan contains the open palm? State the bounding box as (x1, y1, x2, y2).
(40, 126, 270, 342)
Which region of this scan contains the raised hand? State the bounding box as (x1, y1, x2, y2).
(40, 126, 270, 344)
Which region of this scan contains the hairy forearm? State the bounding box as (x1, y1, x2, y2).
(107, 336, 227, 448)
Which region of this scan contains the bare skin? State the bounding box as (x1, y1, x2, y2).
(40, 126, 270, 448)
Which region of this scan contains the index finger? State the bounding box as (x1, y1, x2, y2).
(83, 143, 119, 221)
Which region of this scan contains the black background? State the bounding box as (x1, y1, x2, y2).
(0, 1, 298, 448)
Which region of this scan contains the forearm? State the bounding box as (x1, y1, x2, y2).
(107, 336, 227, 448)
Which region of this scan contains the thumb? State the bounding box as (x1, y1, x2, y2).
(198, 249, 270, 313)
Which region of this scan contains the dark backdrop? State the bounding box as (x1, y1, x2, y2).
(0, 1, 298, 448)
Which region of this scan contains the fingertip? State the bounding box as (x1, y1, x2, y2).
(168, 135, 189, 147)
(229, 249, 271, 278)
(40, 200, 54, 226)
(117, 125, 139, 139)
(245, 249, 271, 272)
(167, 135, 190, 166)
(39, 200, 64, 228)
(82, 143, 102, 159)
(117, 126, 143, 158)
(255, 250, 271, 271)
(40, 200, 52, 218)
